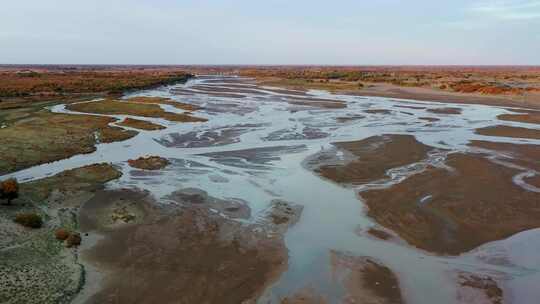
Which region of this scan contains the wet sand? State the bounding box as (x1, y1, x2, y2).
(427, 107, 462, 115)
(525, 175, 540, 188)
(418, 116, 440, 122)
(457, 273, 503, 304)
(475, 125, 540, 140)
(79, 189, 301, 304)
(364, 109, 393, 115)
(469, 140, 540, 171)
(498, 109, 540, 125)
(330, 251, 404, 304)
(360, 153, 540, 255)
(310, 134, 433, 185)
(280, 289, 328, 304)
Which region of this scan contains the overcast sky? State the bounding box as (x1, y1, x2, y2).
(1, 0, 539, 65)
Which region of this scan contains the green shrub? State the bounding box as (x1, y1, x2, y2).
(14, 213, 43, 228)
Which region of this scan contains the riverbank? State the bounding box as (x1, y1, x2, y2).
(257, 77, 540, 111)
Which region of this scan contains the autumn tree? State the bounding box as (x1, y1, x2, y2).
(0, 178, 19, 205)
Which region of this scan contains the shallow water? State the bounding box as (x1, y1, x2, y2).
(3, 76, 540, 304)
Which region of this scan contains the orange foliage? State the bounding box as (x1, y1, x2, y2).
(55, 228, 71, 241)
(0, 178, 19, 204)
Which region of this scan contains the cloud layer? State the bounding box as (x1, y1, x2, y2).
(1, 0, 538, 65)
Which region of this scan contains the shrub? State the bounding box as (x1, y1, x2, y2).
(66, 233, 82, 248)
(55, 228, 70, 241)
(0, 178, 19, 205)
(14, 213, 43, 228)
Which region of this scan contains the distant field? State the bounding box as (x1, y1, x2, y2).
(0, 65, 192, 100)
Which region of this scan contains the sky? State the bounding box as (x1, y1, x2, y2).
(1, 0, 539, 65)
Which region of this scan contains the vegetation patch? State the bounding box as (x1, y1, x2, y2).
(55, 228, 70, 241)
(0, 111, 137, 175)
(128, 156, 170, 170)
(65, 233, 82, 248)
(67, 99, 207, 123)
(117, 117, 165, 130)
(0, 163, 122, 304)
(14, 213, 43, 228)
(0, 178, 19, 205)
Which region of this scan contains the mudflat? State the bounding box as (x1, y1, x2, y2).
(331, 251, 404, 304)
(360, 153, 540, 255)
(475, 125, 540, 140)
(79, 190, 302, 304)
(498, 108, 540, 124)
(311, 134, 433, 185)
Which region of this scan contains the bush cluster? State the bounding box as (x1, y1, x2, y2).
(66, 233, 82, 248)
(0, 178, 19, 205)
(14, 213, 43, 228)
(55, 228, 82, 248)
(55, 228, 70, 241)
